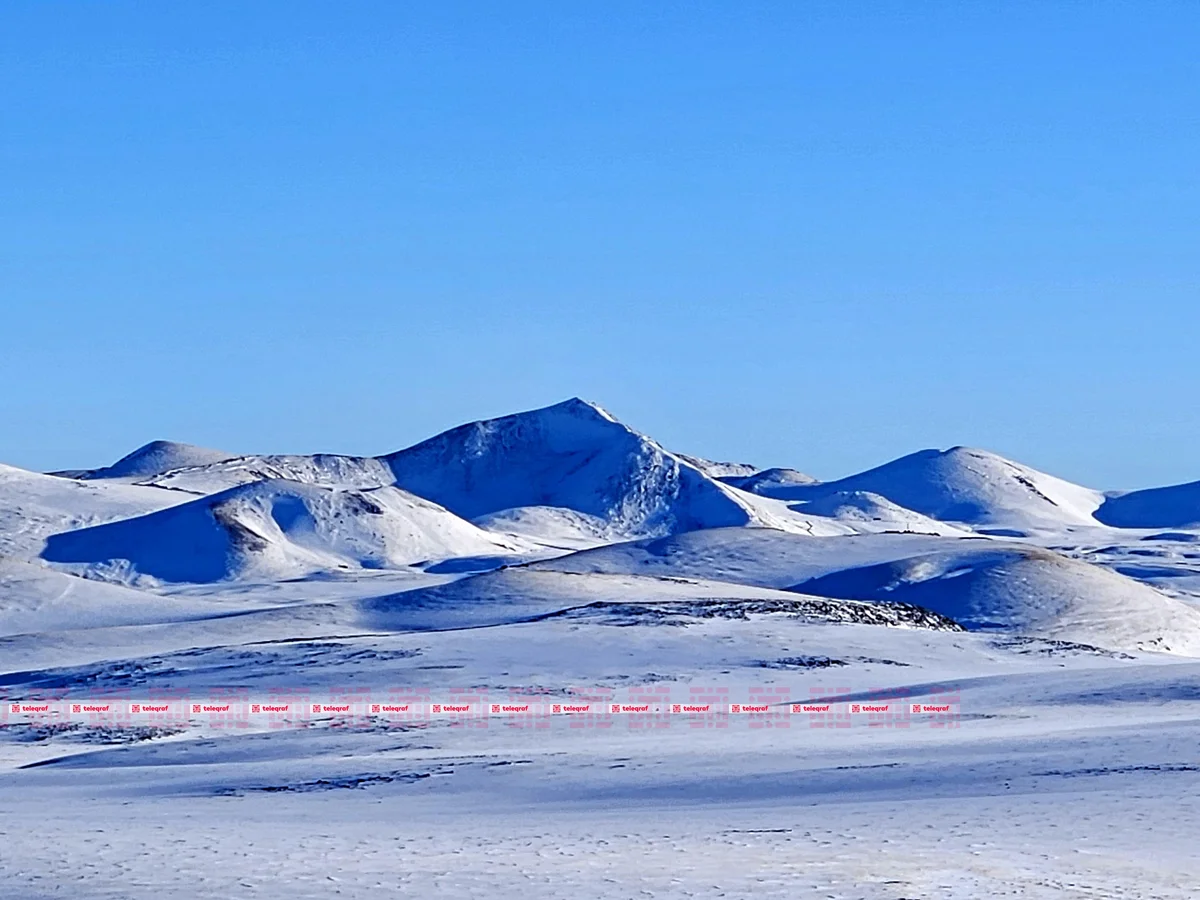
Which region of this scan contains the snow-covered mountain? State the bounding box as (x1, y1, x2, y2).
(41, 480, 521, 583)
(742, 446, 1105, 532)
(4, 397, 1199, 655)
(81, 401, 831, 541)
(129, 453, 394, 495)
(57, 440, 235, 481)
(8, 398, 1200, 900)
(381, 399, 767, 539)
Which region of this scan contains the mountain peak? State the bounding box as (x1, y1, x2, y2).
(381, 400, 750, 536)
(545, 397, 618, 422)
(78, 440, 235, 481)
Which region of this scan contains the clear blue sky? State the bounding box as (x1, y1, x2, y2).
(3, 2, 1197, 489)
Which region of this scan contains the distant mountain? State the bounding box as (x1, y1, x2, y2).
(131, 453, 393, 495)
(723, 467, 819, 491)
(674, 454, 760, 479)
(381, 398, 762, 539)
(744, 447, 1103, 531)
(1095, 480, 1200, 529)
(48, 400, 849, 543)
(57, 440, 235, 480)
(532, 527, 967, 588)
(42, 479, 520, 583)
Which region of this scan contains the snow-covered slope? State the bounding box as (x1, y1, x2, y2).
(746, 447, 1104, 531)
(534, 527, 1200, 653)
(0, 558, 246, 637)
(794, 490, 969, 536)
(41, 480, 522, 583)
(62, 440, 235, 481)
(0, 463, 184, 559)
(355, 567, 961, 634)
(673, 454, 759, 479)
(381, 399, 762, 539)
(533, 527, 974, 588)
(1095, 479, 1200, 528)
(793, 545, 1200, 654)
(472, 506, 619, 550)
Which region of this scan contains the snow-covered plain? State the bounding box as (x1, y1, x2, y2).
(3, 398, 1200, 898)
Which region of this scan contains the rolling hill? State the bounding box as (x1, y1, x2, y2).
(41, 479, 522, 583)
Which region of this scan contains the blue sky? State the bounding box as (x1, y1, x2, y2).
(3, 2, 1198, 489)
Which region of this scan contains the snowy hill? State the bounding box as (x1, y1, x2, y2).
(381, 399, 763, 539)
(533, 527, 973, 588)
(9, 403, 1200, 900)
(1095, 479, 1200, 528)
(0, 558, 245, 637)
(355, 567, 962, 633)
(746, 447, 1104, 531)
(6, 399, 1200, 655)
(0, 462, 185, 559)
(532, 526, 1200, 653)
(793, 545, 1200, 654)
(59, 440, 235, 481)
(41, 479, 522, 583)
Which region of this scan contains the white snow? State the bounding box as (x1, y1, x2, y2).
(66, 440, 236, 481)
(4, 399, 1200, 898)
(794, 544, 1200, 654)
(1096, 478, 1200, 528)
(383, 398, 758, 538)
(747, 446, 1107, 531)
(0, 462, 186, 558)
(40, 479, 526, 583)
